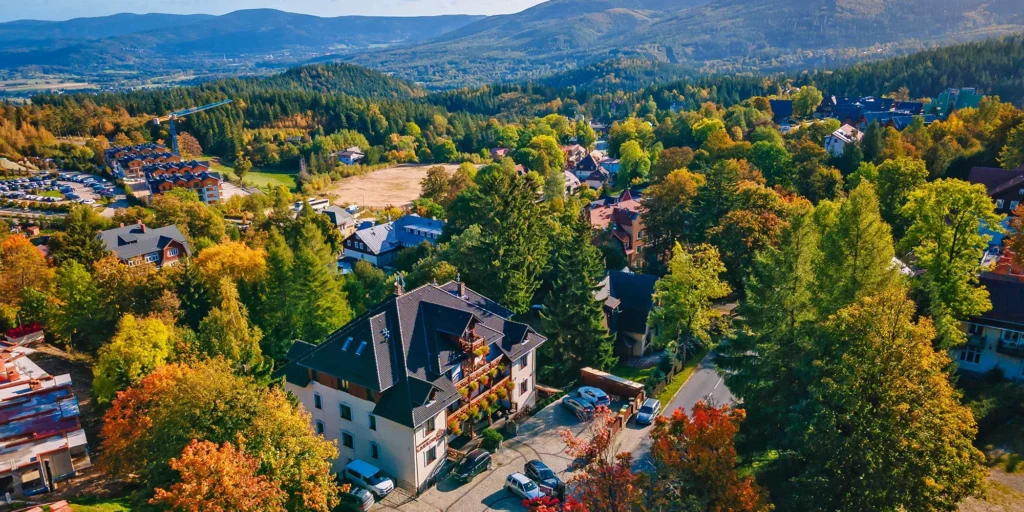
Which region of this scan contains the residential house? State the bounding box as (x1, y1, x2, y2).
(600, 158, 621, 176)
(957, 267, 1024, 379)
(564, 171, 581, 195)
(932, 87, 983, 119)
(967, 165, 1024, 215)
(769, 99, 794, 125)
(323, 205, 358, 237)
(338, 147, 365, 165)
(292, 198, 332, 214)
(594, 271, 659, 357)
(278, 280, 546, 493)
(0, 345, 91, 497)
(583, 169, 611, 190)
(105, 143, 169, 179)
(490, 148, 512, 160)
(588, 189, 644, 267)
(97, 222, 191, 268)
(824, 124, 864, 156)
(342, 215, 445, 268)
(147, 171, 223, 205)
(574, 153, 604, 180)
(114, 153, 181, 180)
(561, 145, 588, 167)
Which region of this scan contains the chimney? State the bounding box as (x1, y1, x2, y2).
(119, 223, 125, 228)
(457, 273, 466, 298)
(137, 220, 146, 233)
(394, 273, 406, 296)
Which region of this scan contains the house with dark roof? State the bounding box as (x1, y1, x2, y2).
(769, 99, 793, 125)
(932, 87, 983, 119)
(337, 147, 365, 165)
(594, 271, 659, 357)
(967, 165, 1024, 215)
(342, 215, 445, 268)
(323, 205, 358, 237)
(278, 280, 546, 493)
(97, 222, 191, 268)
(588, 190, 645, 267)
(824, 124, 863, 156)
(957, 268, 1024, 380)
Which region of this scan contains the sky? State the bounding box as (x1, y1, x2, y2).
(1, 0, 546, 22)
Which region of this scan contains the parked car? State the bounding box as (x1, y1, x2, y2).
(561, 396, 594, 418)
(524, 460, 564, 497)
(635, 398, 662, 426)
(504, 472, 544, 500)
(339, 486, 374, 511)
(344, 459, 395, 499)
(574, 386, 611, 408)
(454, 449, 491, 484)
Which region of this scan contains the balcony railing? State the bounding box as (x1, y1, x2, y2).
(455, 357, 504, 390)
(997, 340, 1024, 358)
(460, 335, 486, 354)
(450, 374, 512, 420)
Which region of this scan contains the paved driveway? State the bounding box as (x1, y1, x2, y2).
(377, 403, 591, 512)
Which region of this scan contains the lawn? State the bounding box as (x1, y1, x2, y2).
(40, 190, 63, 198)
(69, 496, 132, 511)
(656, 348, 709, 405)
(200, 155, 298, 191)
(609, 363, 656, 383)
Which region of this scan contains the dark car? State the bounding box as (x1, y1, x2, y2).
(524, 460, 565, 498)
(454, 449, 491, 484)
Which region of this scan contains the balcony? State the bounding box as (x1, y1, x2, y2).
(455, 357, 504, 390)
(460, 335, 486, 354)
(997, 340, 1024, 358)
(450, 374, 513, 420)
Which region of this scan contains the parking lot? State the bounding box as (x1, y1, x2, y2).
(0, 171, 118, 207)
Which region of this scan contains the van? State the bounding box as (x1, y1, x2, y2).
(344, 459, 395, 498)
(454, 449, 491, 483)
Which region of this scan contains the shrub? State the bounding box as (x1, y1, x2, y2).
(480, 428, 503, 452)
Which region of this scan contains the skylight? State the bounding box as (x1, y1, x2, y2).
(355, 341, 368, 356)
(341, 337, 353, 351)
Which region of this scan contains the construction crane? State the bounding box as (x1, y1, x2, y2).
(152, 99, 233, 155)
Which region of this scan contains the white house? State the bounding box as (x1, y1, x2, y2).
(278, 281, 546, 493)
(338, 147, 365, 165)
(955, 272, 1024, 379)
(342, 215, 445, 268)
(824, 124, 863, 156)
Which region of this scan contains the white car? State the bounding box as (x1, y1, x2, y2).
(344, 459, 395, 498)
(505, 472, 544, 500)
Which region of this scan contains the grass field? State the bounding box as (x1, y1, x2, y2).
(40, 190, 63, 198)
(610, 363, 657, 383)
(327, 163, 458, 207)
(200, 156, 298, 191)
(69, 496, 132, 511)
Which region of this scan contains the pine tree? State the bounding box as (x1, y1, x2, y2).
(197, 279, 265, 374)
(253, 229, 297, 360)
(541, 203, 617, 377)
(291, 223, 353, 344)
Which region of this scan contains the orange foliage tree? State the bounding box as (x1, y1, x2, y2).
(649, 401, 771, 512)
(559, 407, 645, 512)
(150, 439, 286, 512)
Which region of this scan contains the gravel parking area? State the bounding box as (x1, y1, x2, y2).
(377, 402, 592, 512)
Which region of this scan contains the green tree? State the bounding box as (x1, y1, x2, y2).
(642, 169, 705, 270)
(421, 165, 451, 203)
(999, 123, 1024, 169)
(431, 139, 458, 163)
(900, 179, 1004, 348)
(875, 157, 928, 238)
(234, 153, 253, 180)
(541, 202, 616, 378)
(618, 140, 651, 185)
(649, 243, 731, 359)
(749, 141, 792, 187)
(251, 229, 297, 360)
(651, 146, 694, 183)
(793, 86, 823, 118)
(861, 121, 884, 164)
(93, 314, 174, 404)
(48, 206, 109, 267)
(290, 223, 353, 344)
(575, 120, 598, 150)
(50, 260, 101, 350)
(197, 279, 265, 373)
(343, 260, 391, 315)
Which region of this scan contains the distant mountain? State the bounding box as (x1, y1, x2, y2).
(347, 0, 1024, 87)
(0, 9, 486, 72)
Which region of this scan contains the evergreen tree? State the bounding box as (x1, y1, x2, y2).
(197, 279, 265, 374)
(291, 223, 353, 344)
(541, 203, 616, 378)
(48, 206, 109, 267)
(861, 121, 884, 164)
(253, 229, 297, 360)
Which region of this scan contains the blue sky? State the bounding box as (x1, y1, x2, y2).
(2, 0, 546, 22)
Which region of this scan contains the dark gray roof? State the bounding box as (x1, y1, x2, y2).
(280, 282, 545, 428)
(322, 206, 356, 228)
(974, 273, 1024, 328)
(602, 271, 658, 335)
(97, 224, 191, 261)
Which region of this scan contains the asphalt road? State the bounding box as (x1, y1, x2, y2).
(630, 351, 736, 471)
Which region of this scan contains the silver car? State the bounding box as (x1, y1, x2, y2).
(635, 398, 662, 426)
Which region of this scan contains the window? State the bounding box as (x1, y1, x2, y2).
(1019, 188, 1024, 196)
(145, 252, 160, 263)
(425, 446, 437, 465)
(339, 379, 350, 392)
(168, 247, 179, 257)
(1012, 201, 1021, 211)
(342, 431, 354, 449)
(425, 417, 436, 434)
(341, 337, 352, 351)
(518, 354, 528, 370)
(959, 346, 982, 365)
(369, 414, 377, 431)
(996, 199, 1005, 210)
(313, 393, 322, 410)
(968, 324, 985, 336)
(1003, 330, 1022, 343)
(371, 442, 380, 460)
(315, 420, 325, 435)
(355, 341, 367, 356)
(520, 380, 529, 396)
(340, 403, 352, 421)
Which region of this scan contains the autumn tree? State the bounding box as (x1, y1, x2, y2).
(708, 182, 793, 292)
(560, 408, 646, 512)
(649, 243, 731, 360)
(100, 359, 339, 511)
(421, 165, 452, 203)
(177, 132, 203, 160)
(92, 314, 174, 404)
(197, 279, 265, 373)
(151, 440, 286, 512)
(900, 179, 1003, 348)
(0, 234, 52, 310)
(48, 206, 109, 267)
(651, 146, 694, 183)
(999, 123, 1024, 170)
(194, 240, 268, 284)
(874, 157, 928, 237)
(650, 402, 771, 512)
(641, 168, 705, 270)
(792, 86, 823, 118)
(541, 201, 616, 378)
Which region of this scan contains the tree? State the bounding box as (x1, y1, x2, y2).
(793, 86, 823, 118)
(642, 169, 705, 268)
(50, 260, 101, 350)
(195, 240, 268, 285)
(431, 139, 459, 163)
(421, 165, 451, 202)
(560, 408, 646, 512)
(651, 146, 694, 183)
(708, 183, 791, 292)
(100, 359, 339, 511)
(618, 140, 651, 185)
(790, 289, 985, 511)
(113, 132, 132, 147)
(901, 179, 1004, 348)
(1000, 123, 1024, 170)
(290, 222, 353, 343)
(0, 234, 52, 309)
(650, 402, 771, 512)
(235, 153, 253, 180)
(749, 141, 792, 187)
(197, 279, 265, 373)
(541, 203, 616, 378)
(575, 120, 597, 150)
(812, 182, 897, 316)
(343, 260, 391, 315)
(92, 314, 174, 404)
(1010, 205, 1024, 267)
(177, 132, 203, 160)
(861, 121, 884, 164)
(875, 157, 928, 237)
(151, 440, 286, 512)
(152, 193, 226, 247)
(48, 206, 109, 267)
(649, 243, 731, 358)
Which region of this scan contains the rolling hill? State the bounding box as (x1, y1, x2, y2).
(346, 0, 1024, 87)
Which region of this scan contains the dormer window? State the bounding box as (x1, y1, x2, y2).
(355, 341, 367, 356)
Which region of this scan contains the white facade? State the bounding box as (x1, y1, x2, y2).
(824, 124, 863, 156)
(510, 351, 538, 410)
(955, 321, 1024, 380)
(286, 379, 448, 492)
